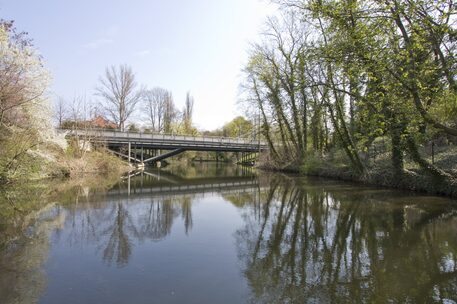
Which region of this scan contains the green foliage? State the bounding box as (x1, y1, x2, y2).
(429, 91, 457, 123)
(221, 116, 254, 138)
(127, 123, 139, 132)
(0, 128, 40, 181)
(244, 0, 457, 182)
(65, 138, 82, 158)
(205, 116, 254, 138)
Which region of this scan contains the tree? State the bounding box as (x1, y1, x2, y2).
(182, 92, 194, 133)
(242, 12, 315, 164)
(242, 0, 457, 185)
(163, 92, 177, 134)
(0, 20, 50, 129)
(54, 96, 67, 128)
(222, 116, 253, 138)
(96, 65, 142, 131)
(0, 20, 53, 180)
(143, 87, 169, 132)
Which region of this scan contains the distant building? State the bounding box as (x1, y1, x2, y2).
(60, 115, 117, 129)
(90, 116, 117, 129)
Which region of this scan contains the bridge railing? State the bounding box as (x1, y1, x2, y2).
(59, 128, 268, 148)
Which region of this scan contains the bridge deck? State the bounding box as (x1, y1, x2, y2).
(63, 129, 267, 153)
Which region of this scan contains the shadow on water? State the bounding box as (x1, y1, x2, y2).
(0, 164, 457, 303)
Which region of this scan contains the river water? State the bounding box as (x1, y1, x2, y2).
(1, 164, 457, 303)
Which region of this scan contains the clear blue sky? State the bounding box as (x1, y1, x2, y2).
(0, 0, 276, 130)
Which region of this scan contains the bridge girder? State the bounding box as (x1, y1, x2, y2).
(63, 129, 268, 164)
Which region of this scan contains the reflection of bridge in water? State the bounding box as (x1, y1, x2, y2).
(110, 170, 261, 199)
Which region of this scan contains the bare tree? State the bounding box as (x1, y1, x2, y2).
(163, 92, 177, 133)
(69, 95, 82, 124)
(54, 96, 67, 128)
(65, 94, 96, 157)
(143, 87, 169, 132)
(68, 95, 93, 124)
(96, 65, 142, 131)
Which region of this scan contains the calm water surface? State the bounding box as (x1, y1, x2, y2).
(1, 164, 457, 303)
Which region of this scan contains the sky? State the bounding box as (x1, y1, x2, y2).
(0, 0, 277, 130)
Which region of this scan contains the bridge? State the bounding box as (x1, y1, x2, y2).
(62, 129, 267, 165)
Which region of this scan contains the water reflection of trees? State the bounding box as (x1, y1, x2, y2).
(0, 204, 65, 304)
(101, 202, 137, 266)
(236, 176, 457, 303)
(137, 198, 179, 241)
(59, 167, 259, 267)
(64, 194, 196, 267)
(0, 175, 120, 304)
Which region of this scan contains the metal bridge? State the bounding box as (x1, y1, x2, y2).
(62, 129, 267, 165)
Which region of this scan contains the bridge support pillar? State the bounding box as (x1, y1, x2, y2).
(128, 142, 131, 164)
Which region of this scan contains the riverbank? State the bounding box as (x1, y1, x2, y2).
(58, 149, 131, 178)
(0, 139, 131, 184)
(258, 146, 457, 198)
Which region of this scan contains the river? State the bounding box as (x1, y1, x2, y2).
(1, 164, 457, 303)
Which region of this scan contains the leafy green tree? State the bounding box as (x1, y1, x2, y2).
(222, 116, 254, 138)
(243, 0, 457, 186)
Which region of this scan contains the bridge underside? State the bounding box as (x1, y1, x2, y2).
(62, 129, 266, 165)
(104, 142, 261, 153)
(104, 142, 261, 165)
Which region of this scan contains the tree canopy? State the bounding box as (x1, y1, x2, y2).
(242, 0, 457, 183)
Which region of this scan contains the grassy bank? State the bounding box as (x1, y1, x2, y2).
(259, 146, 457, 198)
(58, 147, 131, 178)
(0, 138, 131, 183)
